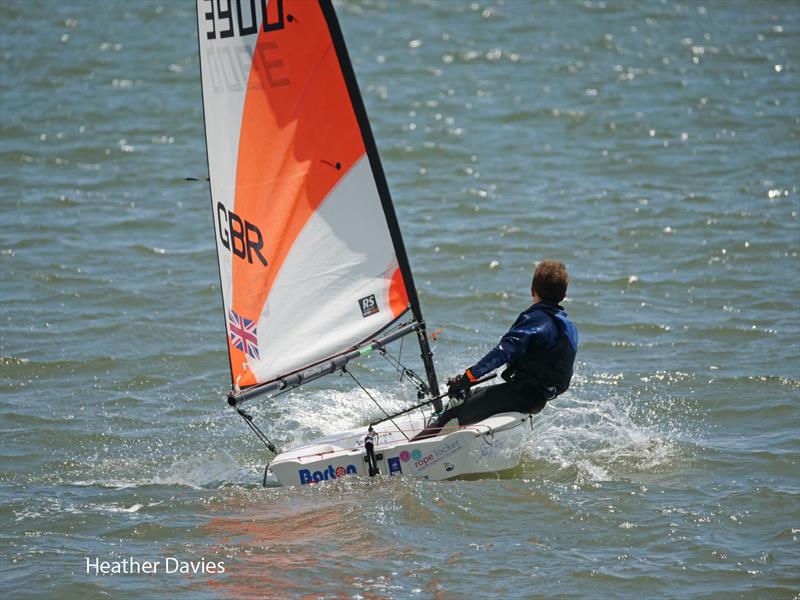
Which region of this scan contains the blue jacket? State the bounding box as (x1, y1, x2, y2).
(468, 303, 578, 394)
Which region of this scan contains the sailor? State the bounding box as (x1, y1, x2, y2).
(413, 260, 578, 441)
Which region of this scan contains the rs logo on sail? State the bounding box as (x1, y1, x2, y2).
(299, 464, 357, 485)
(217, 202, 268, 266)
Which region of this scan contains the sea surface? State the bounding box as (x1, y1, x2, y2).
(1, 0, 798, 598)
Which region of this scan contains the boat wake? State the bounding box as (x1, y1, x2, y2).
(522, 372, 698, 483)
(153, 449, 255, 489)
(71, 450, 260, 490)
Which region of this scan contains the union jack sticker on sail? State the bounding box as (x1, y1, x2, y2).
(228, 310, 260, 360)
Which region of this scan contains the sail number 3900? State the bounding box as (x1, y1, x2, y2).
(217, 202, 268, 266)
(202, 0, 285, 40)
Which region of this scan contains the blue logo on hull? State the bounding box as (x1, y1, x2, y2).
(299, 464, 357, 485)
(388, 457, 402, 476)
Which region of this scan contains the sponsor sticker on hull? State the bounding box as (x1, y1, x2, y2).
(299, 464, 357, 485)
(479, 438, 507, 460)
(388, 457, 402, 475)
(413, 439, 463, 471)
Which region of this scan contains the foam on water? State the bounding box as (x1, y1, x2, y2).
(153, 450, 247, 489)
(527, 391, 687, 483)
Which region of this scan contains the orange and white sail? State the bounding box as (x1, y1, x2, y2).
(197, 0, 424, 392)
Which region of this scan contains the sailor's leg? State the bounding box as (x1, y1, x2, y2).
(412, 382, 539, 441)
(411, 403, 461, 441)
(450, 383, 519, 426)
(454, 382, 547, 427)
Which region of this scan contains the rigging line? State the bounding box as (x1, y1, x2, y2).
(236, 408, 280, 454)
(342, 366, 410, 441)
(380, 346, 409, 371)
(380, 351, 406, 379)
(231, 384, 299, 452)
(380, 349, 400, 370)
(379, 347, 428, 394)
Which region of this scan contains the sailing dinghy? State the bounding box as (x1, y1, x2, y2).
(196, 0, 530, 486)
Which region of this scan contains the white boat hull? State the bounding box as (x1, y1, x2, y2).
(269, 411, 531, 487)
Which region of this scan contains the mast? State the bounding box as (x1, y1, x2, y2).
(320, 1, 440, 404)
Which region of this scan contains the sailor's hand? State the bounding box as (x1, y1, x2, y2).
(446, 373, 471, 398)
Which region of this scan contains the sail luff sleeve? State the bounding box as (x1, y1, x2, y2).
(320, 0, 440, 397)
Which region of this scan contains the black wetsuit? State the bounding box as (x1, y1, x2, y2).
(415, 302, 578, 439)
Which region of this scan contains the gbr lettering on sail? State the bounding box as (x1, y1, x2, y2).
(216, 202, 267, 267)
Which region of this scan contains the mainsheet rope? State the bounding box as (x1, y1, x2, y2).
(378, 346, 430, 398)
(342, 366, 410, 441)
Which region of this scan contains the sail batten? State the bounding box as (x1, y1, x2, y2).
(197, 0, 436, 395)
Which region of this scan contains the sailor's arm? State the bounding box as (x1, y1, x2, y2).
(466, 315, 533, 379)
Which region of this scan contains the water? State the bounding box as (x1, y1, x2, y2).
(1, 0, 798, 597)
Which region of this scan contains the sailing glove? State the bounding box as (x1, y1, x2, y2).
(446, 373, 471, 398)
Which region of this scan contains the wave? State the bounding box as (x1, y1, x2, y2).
(523, 390, 692, 484)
